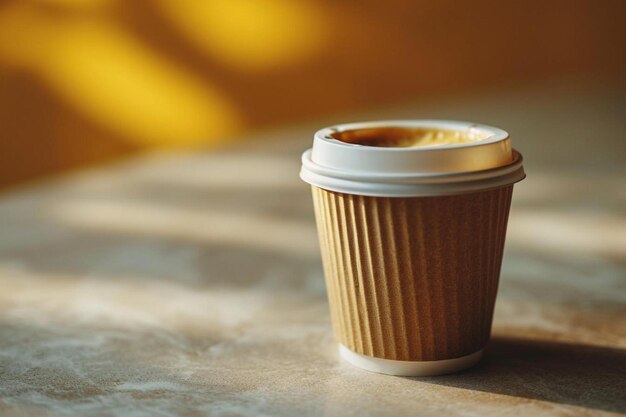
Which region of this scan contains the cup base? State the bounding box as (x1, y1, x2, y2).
(338, 344, 483, 376)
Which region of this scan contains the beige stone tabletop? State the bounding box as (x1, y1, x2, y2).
(0, 80, 625, 416)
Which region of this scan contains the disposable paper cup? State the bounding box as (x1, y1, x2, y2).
(300, 120, 525, 376)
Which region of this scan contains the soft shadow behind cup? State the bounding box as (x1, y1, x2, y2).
(300, 120, 525, 376)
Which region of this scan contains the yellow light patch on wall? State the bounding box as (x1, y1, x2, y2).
(0, 4, 242, 147)
(158, 0, 328, 71)
(32, 0, 112, 10)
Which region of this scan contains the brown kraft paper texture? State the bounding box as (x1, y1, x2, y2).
(312, 185, 513, 362)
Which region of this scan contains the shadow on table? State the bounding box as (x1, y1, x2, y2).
(411, 336, 626, 413)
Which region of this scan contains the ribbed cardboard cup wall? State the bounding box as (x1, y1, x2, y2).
(312, 185, 513, 362)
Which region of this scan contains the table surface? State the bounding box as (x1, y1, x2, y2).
(1, 80, 625, 417)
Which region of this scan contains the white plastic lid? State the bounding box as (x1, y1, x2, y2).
(300, 120, 525, 197)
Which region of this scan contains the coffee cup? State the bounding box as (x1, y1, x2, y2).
(300, 120, 525, 376)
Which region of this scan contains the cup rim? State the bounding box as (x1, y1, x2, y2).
(300, 119, 525, 197)
(315, 119, 509, 152)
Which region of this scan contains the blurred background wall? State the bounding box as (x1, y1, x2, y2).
(0, 0, 624, 190)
